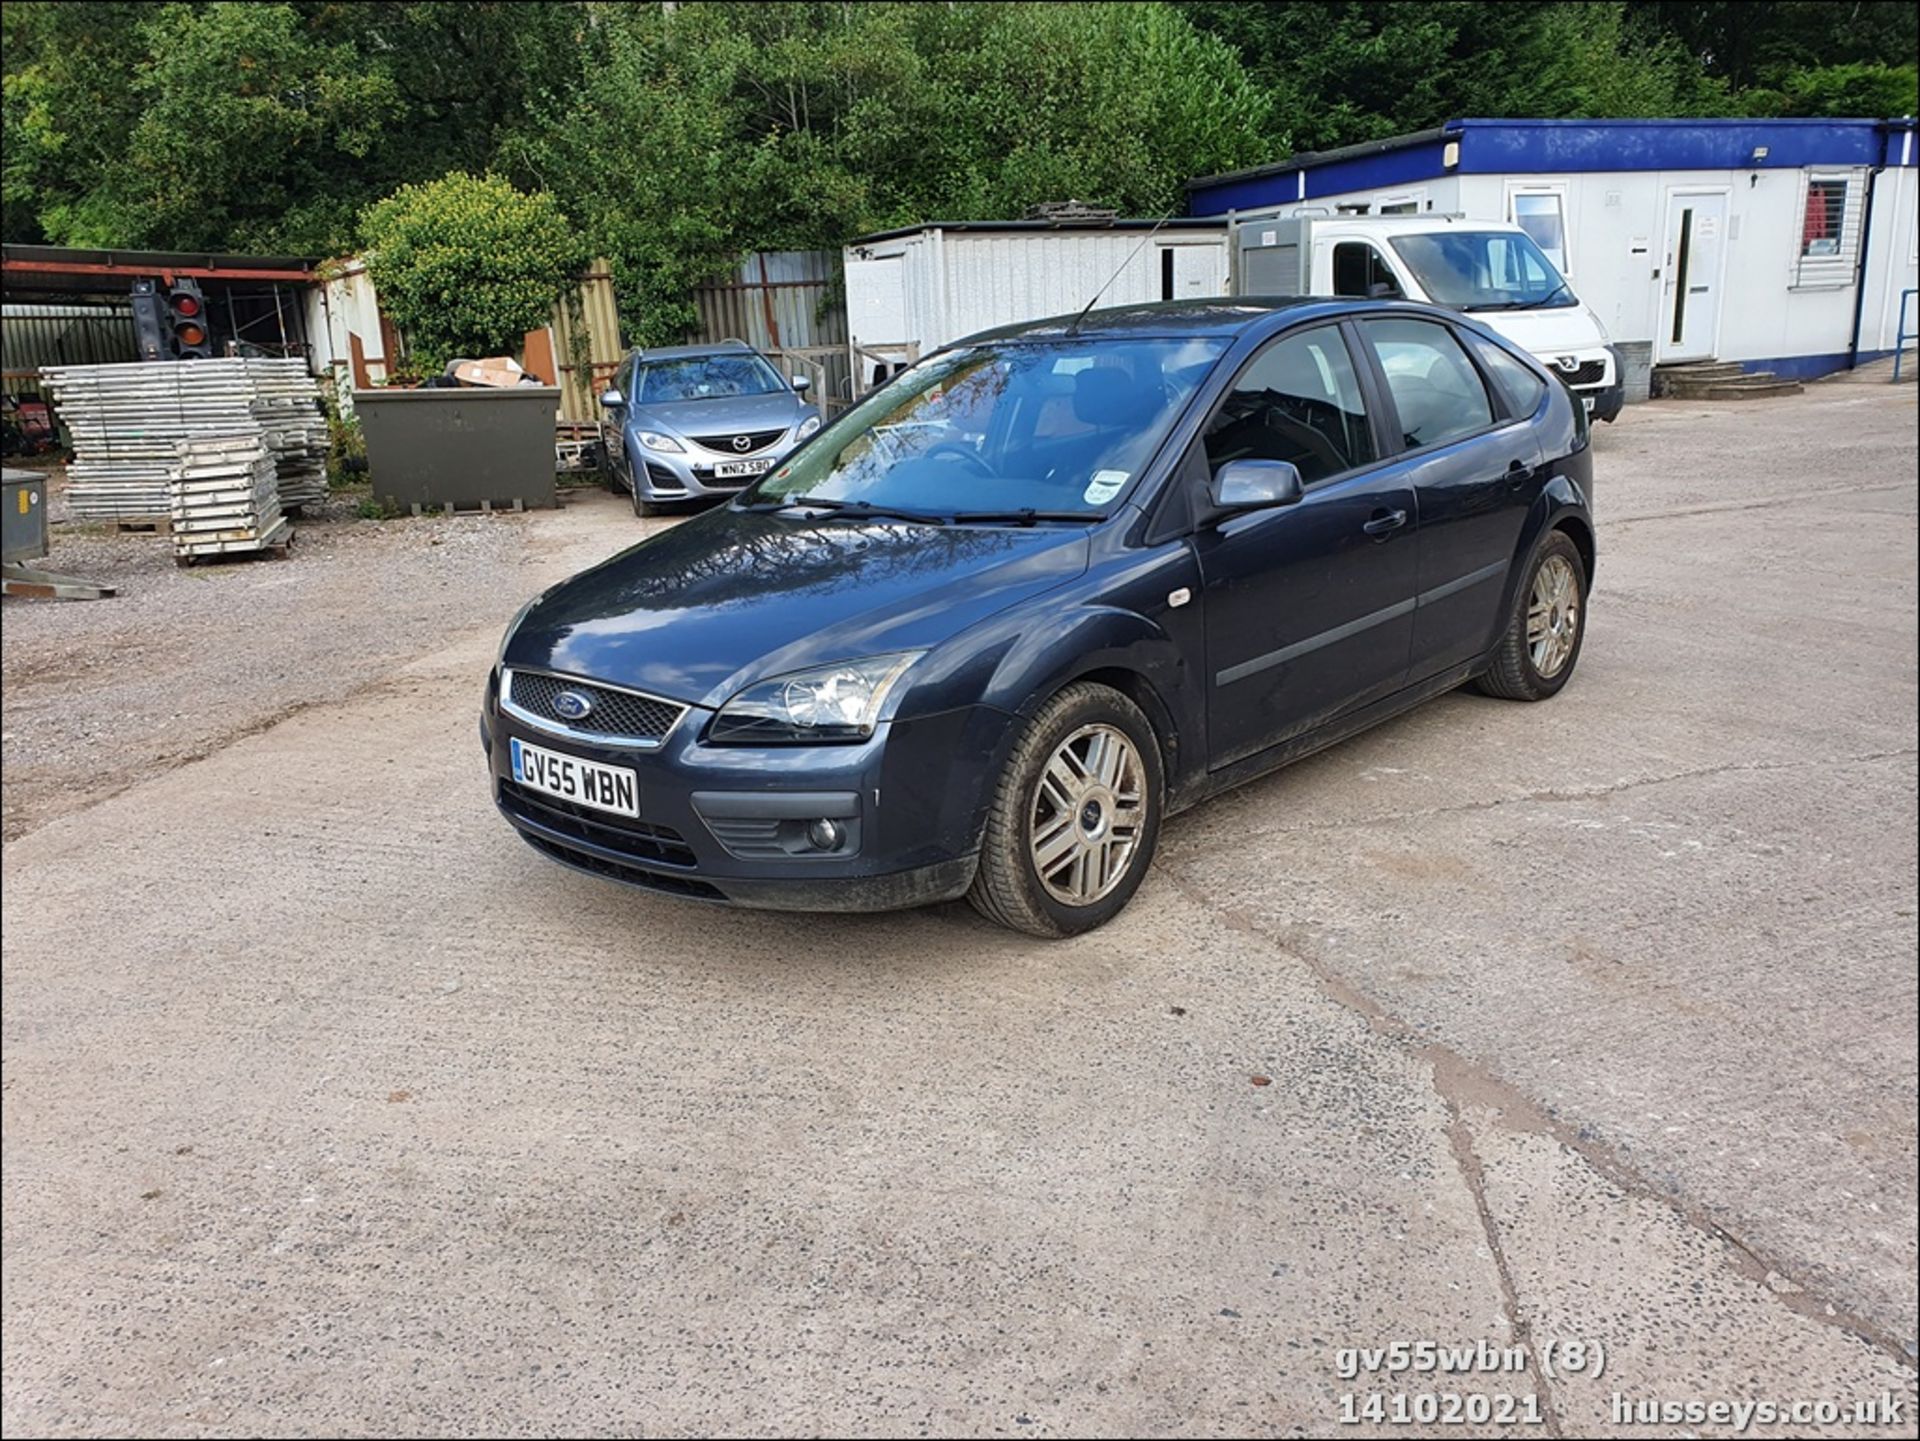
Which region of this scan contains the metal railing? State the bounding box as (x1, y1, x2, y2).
(1895, 288, 1917, 384)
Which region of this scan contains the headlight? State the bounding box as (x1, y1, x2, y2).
(637, 429, 683, 453)
(709, 653, 922, 744)
(797, 414, 821, 439)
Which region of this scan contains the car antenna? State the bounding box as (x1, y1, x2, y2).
(1066, 205, 1181, 335)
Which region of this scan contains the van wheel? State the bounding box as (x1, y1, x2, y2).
(1475, 530, 1587, 701)
(967, 682, 1163, 938)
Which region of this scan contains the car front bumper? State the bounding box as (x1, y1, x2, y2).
(481, 669, 1007, 912)
(1583, 381, 1625, 423)
(1547, 346, 1622, 422)
(631, 433, 804, 501)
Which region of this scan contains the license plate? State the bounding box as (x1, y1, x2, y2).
(510, 737, 639, 817)
(713, 457, 774, 479)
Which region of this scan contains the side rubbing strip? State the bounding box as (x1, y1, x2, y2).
(1211, 559, 1508, 689)
(1417, 559, 1508, 607)
(1216, 598, 1416, 687)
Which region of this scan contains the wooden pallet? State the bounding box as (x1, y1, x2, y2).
(408, 498, 527, 515)
(173, 518, 294, 566)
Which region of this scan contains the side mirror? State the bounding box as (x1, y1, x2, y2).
(599, 389, 624, 409)
(1210, 459, 1305, 514)
(791, 375, 811, 394)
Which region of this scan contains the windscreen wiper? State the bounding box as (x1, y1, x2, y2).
(782, 496, 949, 525)
(948, 508, 1107, 525)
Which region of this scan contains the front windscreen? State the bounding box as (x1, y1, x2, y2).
(635, 354, 784, 403)
(1389, 231, 1578, 312)
(743, 337, 1227, 517)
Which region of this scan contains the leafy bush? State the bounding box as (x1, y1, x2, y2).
(323, 405, 366, 489)
(358, 172, 583, 373)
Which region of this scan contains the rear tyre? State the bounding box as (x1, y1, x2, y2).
(1474, 530, 1587, 701)
(967, 682, 1163, 939)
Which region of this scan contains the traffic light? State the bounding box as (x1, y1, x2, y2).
(130, 278, 167, 361)
(166, 279, 213, 359)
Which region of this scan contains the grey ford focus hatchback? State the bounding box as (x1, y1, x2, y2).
(492, 299, 1595, 937)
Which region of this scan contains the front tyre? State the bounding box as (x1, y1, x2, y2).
(1475, 530, 1587, 701)
(629, 461, 666, 518)
(967, 682, 1163, 938)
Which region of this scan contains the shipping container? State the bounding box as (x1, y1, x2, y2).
(1187, 116, 1920, 392)
(2, 304, 140, 399)
(842, 221, 1229, 392)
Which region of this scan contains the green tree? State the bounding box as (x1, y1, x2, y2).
(1624, 1, 1917, 91)
(514, 1, 1275, 344)
(1179, 1, 1725, 153)
(3, 3, 161, 243)
(358, 172, 585, 372)
(6, 2, 397, 251)
(2, 0, 591, 251)
(1742, 62, 1918, 118)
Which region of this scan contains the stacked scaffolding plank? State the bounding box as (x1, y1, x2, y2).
(247, 360, 329, 510)
(40, 358, 327, 522)
(167, 435, 289, 560)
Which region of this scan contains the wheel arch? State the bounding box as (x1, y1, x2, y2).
(1064, 664, 1181, 781)
(1552, 512, 1596, 586)
(981, 605, 1196, 794)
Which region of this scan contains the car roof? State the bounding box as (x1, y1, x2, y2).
(960, 296, 1442, 344)
(631, 340, 760, 361)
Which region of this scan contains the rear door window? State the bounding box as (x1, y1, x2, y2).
(1468, 335, 1548, 416)
(1359, 318, 1496, 451)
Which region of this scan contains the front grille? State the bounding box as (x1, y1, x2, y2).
(507, 670, 684, 743)
(500, 779, 698, 868)
(704, 816, 788, 859)
(689, 427, 785, 455)
(1560, 361, 1607, 387)
(519, 831, 724, 900)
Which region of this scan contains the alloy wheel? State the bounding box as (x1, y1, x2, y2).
(1028, 723, 1146, 906)
(1527, 553, 1581, 678)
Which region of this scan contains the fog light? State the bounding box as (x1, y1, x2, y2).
(806, 818, 843, 851)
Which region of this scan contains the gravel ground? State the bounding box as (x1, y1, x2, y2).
(1, 483, 644, 840)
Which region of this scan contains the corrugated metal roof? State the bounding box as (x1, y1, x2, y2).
(851, 218, 1228, 244)
(3, 243, 320, 273)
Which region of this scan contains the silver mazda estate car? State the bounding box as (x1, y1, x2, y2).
(599, 341, 823, 515)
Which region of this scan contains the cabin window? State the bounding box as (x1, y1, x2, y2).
(1332, 242, 1404, 300)
(1509, 189, 1571, 274)
(1796, 173, 1861, 287)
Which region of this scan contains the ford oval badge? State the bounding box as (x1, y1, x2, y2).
(553, 689, 594, 721)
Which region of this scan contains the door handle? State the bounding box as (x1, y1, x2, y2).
(1363, 508, 1408, 538)
(1506, 459, 1536, 489)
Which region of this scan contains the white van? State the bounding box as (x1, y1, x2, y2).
(1233, 213, 1623, 420)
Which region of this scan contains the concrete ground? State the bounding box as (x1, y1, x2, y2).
(3, 379, 1915, 1437)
